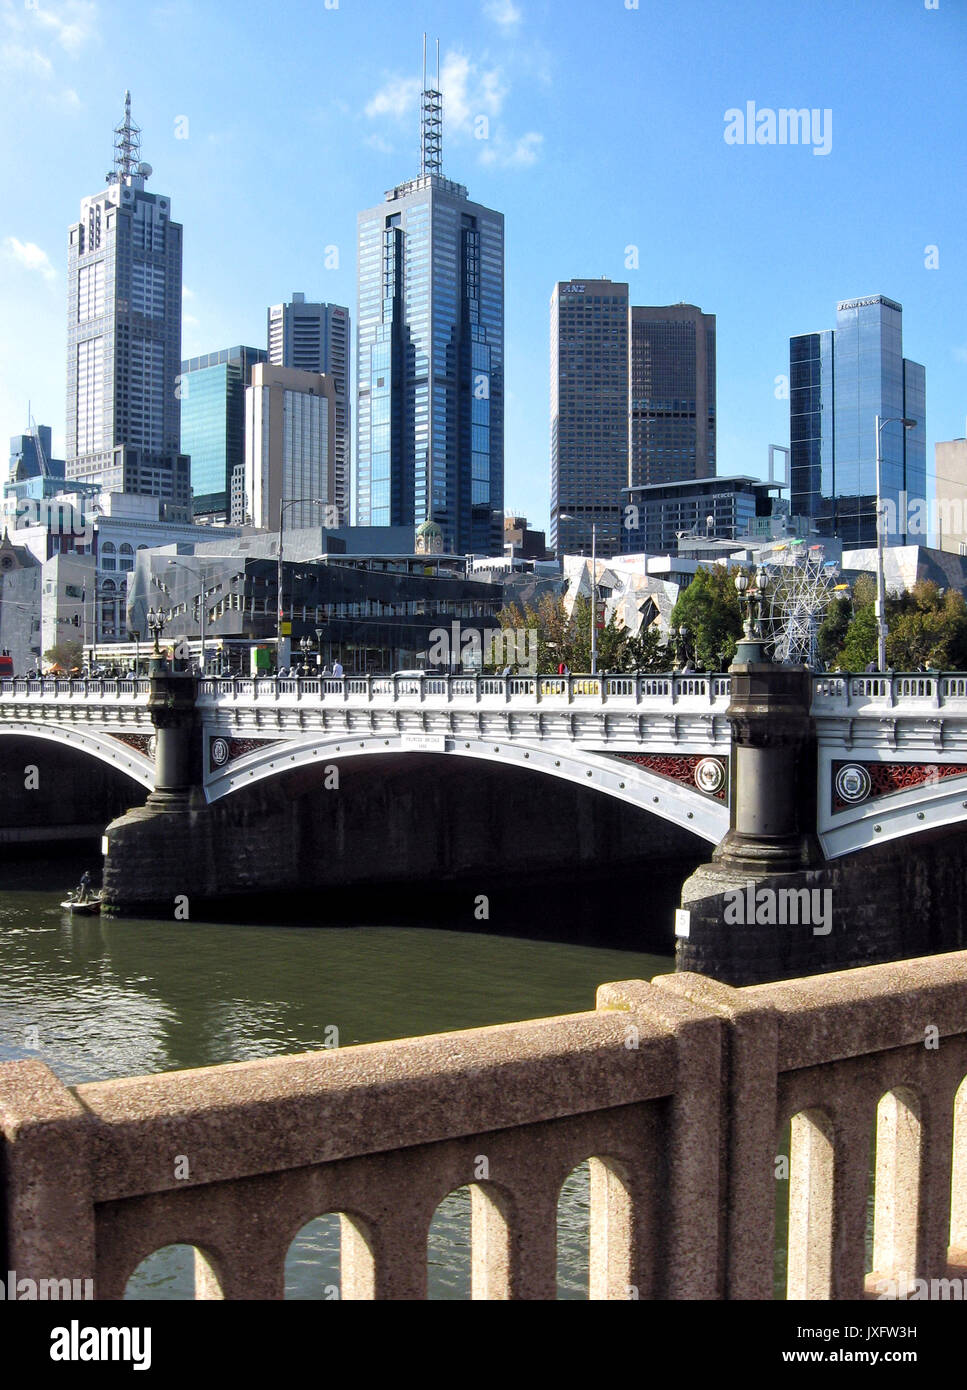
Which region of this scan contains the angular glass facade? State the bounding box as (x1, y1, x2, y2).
(180, 346, 266, 518)
(790, 297, 926, 546)
(356, 174, 504, 555)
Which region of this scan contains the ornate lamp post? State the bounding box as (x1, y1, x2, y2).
(146, 605, 170, 655)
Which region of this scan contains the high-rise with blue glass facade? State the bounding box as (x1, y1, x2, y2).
(180, 346, 267, 521)
(790, 295, 926, 546)
(355, 79, 504, 555)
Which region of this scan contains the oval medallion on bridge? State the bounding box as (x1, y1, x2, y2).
(694, 758, 726, 795)
(210, 737, 230, 768)
(835, 763, 872, 804)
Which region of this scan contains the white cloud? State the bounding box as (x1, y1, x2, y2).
(365, 74, 421, 122)
(3, 237, 56, 281)
(479, 130, 544, 168)
(183, 313, 199, 329)
(0, 42, 53, 77)
(182, 286, 195, 301)
(33, 1, 98, 54)
(484, 0, 522, 29)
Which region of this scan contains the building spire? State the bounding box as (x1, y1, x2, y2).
(108, 89, 145, 185)
(420, 34, 442, 176)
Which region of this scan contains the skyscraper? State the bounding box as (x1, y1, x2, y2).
(550, 278, 629, 559)
(356, 46, 504, 555)
(790, 295, 926, 546)
(628, 304, 716, 488)
(267, 294, 350, 524)
(244, 364, 335, 532)
(65, 93, 190, 519)
(181, 346, 267, 522)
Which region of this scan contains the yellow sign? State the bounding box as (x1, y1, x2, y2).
(281, 622, 292, 636)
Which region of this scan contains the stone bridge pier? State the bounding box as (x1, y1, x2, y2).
(676, 651, 967, 984)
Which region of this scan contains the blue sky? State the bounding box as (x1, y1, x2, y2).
(1, 0, 964, 532)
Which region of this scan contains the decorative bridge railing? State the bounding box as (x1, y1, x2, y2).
(5, 671, 967, 716)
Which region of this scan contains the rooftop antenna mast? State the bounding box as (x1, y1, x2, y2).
(420, 34, 442, 176)
(108, 90, 144, 185)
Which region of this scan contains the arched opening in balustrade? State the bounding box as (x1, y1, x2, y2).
(950, 1073, 967, 1264)
(779, 1108, 835, 1300)
(428, 1185, 471, 1300)
(556, 1156, 636, 1300)
(870, 1086, 923, 1294)
(284, 1214, 341, 1300)
(124, 1243, 224, 1300)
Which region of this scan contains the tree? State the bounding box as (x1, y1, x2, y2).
(43, 639, 84, 672)
(624, 625, 672, 671)
(669, 566, 743, 671)
(887, 581, 967, 670)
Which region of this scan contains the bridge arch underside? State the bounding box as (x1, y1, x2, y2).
(0, 729, 150, 845)
(192, 752, 712, 950)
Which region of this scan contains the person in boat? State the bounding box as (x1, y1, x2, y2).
(78, 869, 92, 904)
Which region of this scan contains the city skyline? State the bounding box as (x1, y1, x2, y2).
(0, 0, 964, 537)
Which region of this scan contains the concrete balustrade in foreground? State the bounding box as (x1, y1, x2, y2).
(2, 950, 966, 1300)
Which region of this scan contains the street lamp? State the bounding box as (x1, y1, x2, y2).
(874, 415, 916, 671)
(278, 497, 326, 670)
(166, 559, 210, 674)
(146, 605, 170, 654)
(558, 512, 598, 674)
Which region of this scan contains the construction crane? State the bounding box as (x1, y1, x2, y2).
(26, 403, 51, 479)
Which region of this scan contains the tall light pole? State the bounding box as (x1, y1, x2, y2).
(166, 559, 209, 674)
(558, 513, 598, 674)
(278, 497, 326, 671)
(874, 415, 916, 671)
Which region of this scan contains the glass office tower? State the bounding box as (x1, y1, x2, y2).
(356, 77, 504, 556)
(790, 296, 926, 546)
(628, 304, 716, 488)
(180, 346, 267, 520)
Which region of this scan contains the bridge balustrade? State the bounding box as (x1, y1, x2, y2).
(3, 951, 964, 1300)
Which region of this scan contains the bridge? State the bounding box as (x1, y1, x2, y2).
(3, 670, 967, 857)
(3, 665, 967, 981)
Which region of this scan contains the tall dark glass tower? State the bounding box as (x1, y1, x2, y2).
(65, 92, 190, 519)
(628, 304, 716, 488)
(355, 45, 504, 555)
(790, 295, 926, 546)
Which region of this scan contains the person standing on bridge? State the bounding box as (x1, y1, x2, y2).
(332, 659, 344, 679)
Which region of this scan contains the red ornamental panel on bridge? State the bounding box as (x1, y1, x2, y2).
(832, 759, 967, 813)
(209, 736, 282, 772)
(611, 752, 729, 801)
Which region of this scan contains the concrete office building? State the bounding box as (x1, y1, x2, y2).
(550, 278, 629, 559)
(244, 364, 336, 533)
(628, 304, 716, 488)
(790, 295, 926, 546)
(934, 438, 967, 554)
(180, 346, 267, 522)
(65, 93, 190, 519)
(356, 57, 504, 556)
(267, 295, 350, 525)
